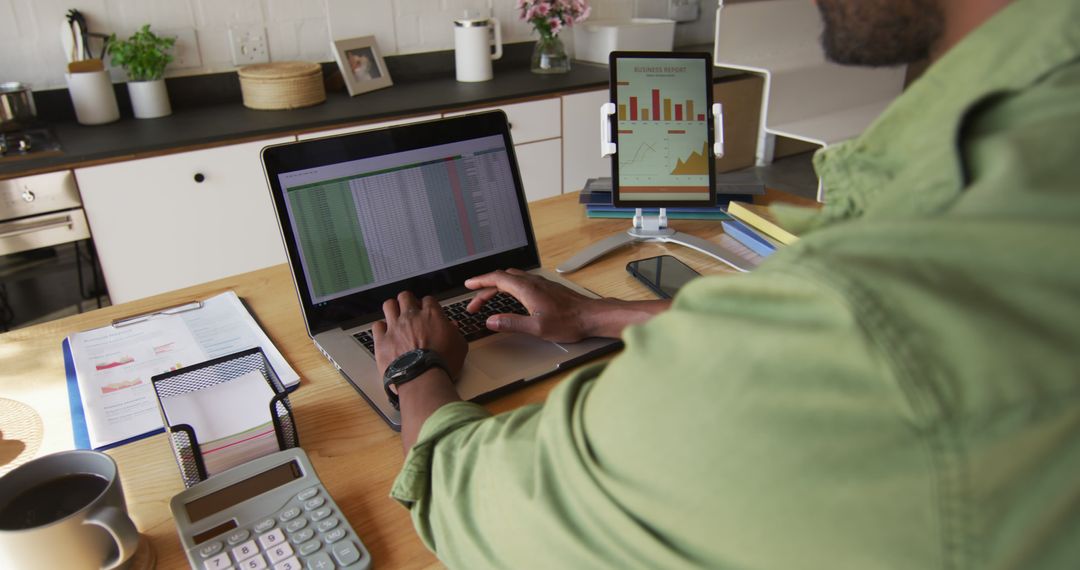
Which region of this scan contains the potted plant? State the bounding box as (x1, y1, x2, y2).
(107, 25, 176, 119)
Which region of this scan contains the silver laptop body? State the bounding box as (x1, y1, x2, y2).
(262, 112, 619, 430)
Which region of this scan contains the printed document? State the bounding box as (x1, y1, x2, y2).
(65, 291, 299, 450)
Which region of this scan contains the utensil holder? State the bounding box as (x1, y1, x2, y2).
(65, 70, 119, 125)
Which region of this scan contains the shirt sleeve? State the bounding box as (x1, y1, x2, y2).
(388, 362, 684, 567)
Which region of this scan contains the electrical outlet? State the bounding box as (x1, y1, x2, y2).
(668, 0, 701, 23)
(228, 26, 270, 66)
(165, 28, 202, 70)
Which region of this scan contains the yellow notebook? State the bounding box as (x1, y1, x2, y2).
(726, 202, 800, 245)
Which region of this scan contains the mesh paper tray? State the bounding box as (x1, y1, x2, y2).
(151, 347, 298, 488)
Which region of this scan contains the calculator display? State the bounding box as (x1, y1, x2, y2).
(185, 460, 303, 522)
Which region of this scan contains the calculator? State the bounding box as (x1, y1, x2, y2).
(171, 448, 371, 570)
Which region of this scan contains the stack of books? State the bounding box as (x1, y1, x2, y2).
(579, 177, 764, 220)
(719, 201, 799, 257)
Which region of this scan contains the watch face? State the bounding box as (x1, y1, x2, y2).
(390, 349, 424, 375)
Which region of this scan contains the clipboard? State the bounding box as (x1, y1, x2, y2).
(152, 347, 299, 488)
(111, 299, 203, 327)
(63, 290, 300, 450)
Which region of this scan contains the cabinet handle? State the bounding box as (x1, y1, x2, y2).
(193, 173, 205, 183)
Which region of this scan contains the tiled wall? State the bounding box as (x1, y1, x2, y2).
(0, 0, 719, 90)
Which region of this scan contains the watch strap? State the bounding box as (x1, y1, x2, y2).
(383, 349, 450, 410)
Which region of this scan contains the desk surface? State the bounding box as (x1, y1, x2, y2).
(0, 190, 809, 568)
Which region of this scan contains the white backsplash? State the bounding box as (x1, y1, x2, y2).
(0, 0, 718, 91)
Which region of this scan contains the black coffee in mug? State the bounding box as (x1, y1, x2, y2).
(0, 473, 108, 530)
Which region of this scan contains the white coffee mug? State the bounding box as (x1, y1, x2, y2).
(454, 17, 503, 82)
(0, 450, 139, 570)
(66, 70, 120, 125)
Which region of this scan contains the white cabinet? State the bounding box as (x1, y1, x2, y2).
(76, 136, 294, 303)
(514, 139, 562, 202)
(297, 114, 441, 140)
(443, 98, 561, 145)
(445, 98, 563, 200)
(561, 89, 611, 193)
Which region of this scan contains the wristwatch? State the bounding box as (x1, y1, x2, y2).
(383, 348, 450, 410)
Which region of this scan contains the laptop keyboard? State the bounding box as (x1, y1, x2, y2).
(352, 293, 529, 354)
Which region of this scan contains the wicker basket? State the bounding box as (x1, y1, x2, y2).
(237, 61, 326, 110)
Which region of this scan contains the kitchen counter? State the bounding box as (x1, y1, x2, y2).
(2, 62, 615, 178)
(2, 39, 748, 180)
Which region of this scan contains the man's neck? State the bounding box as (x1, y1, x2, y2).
(932, 0, 1014, 61)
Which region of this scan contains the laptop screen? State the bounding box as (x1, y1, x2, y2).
(277, 134, 529, 305)
(262, 112, 541, 335)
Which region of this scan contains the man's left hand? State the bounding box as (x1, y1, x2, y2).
(372, 291, 468, 379)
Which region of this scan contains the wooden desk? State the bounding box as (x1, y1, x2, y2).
(0, 191, 781, 568)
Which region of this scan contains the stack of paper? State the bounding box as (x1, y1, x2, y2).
(158, 370, 280, 477)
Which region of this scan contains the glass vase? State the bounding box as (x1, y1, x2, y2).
(531, 34, 571, 74)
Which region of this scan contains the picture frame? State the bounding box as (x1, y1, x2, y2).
(332, 36, 393, 96)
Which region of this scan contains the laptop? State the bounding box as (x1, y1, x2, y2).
(261, 111, 620, 430)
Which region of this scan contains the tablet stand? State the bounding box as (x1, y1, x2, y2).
(556, 103, 755, 274)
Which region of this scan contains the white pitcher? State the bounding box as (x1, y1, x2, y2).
(454, 17, 503, 82)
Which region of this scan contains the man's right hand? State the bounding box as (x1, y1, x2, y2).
(464, 269, 672, 342)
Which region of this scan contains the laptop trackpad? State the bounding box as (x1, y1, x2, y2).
(471, 334, 568, 379)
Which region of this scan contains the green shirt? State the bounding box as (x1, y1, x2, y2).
(391, 0, 1080, 567)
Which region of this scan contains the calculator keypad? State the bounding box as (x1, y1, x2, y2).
(195, 485, 369, 570)
(227, 529, 251, 546)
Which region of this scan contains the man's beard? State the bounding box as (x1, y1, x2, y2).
(816, 0, 945, 66)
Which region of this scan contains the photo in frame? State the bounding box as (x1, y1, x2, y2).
(332, 36, 393, 96)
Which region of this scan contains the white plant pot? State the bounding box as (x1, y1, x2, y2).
(127, 79, 171, 119)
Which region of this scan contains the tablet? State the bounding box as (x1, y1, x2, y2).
(609, 52, 716, 208)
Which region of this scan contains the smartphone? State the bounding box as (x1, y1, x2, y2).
(626, 255, 701, 299)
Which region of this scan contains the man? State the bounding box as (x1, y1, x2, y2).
(374, 0, 1080, 566)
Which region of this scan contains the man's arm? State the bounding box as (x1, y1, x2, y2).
(371, 292, 467, 452)
(374, 271, 669, 451)
(388, 267, 935, 568)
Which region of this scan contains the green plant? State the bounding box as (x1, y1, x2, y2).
(107, 25, 176, 82)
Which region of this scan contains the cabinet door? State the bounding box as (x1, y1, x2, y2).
(296, 114, 441, 140)
(514, 139, 562, 202)
(561, 89, 611, 193)
(76, 136, 294, 303)
(444, 98, 561, 145)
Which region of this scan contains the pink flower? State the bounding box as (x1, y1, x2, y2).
(520, 0, 589, 35)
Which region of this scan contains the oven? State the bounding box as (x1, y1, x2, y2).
(0, 171, 106, 330)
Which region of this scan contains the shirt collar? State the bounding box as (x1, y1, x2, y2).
(811, 0, 1080, 224)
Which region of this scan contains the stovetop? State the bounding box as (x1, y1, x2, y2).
(0, 128, 63, 161)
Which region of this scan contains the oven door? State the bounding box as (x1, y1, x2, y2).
(0, 208, 91, 256)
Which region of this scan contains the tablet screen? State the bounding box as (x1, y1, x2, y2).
(610, 53, 715, 208)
